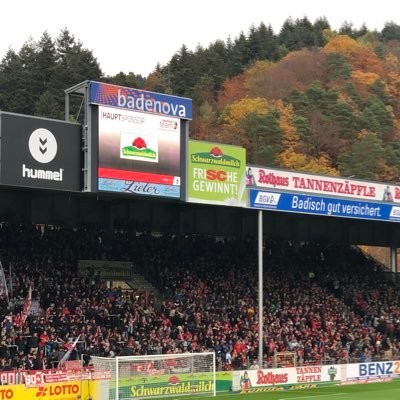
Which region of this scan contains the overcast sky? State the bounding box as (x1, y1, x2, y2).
(0, 0, 398, 77)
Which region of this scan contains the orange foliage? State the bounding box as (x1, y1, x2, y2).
(386, 71, 400, 99)
(351, 70, 381, 99)
(278, 150, 307, 170)
(324, 35, 363, 55)
(351, 70, 379, 86)
(217, 74, 247, 111)
(208, 125, 252, 151)
(219, 97, 268, 126)
(323, 35, 385, 75)
(300, 154, 339, 176)
(274, 100, 308, 169)
(243, 49, 328, 99)
(273, 101, 300, 152)
(243, 60, 276, 96)
(374, 159, 399, 182)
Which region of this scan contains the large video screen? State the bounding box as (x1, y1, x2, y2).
(98, 106, 181, 198)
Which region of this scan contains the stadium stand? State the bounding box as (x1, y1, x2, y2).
(0, 222, 399, 372)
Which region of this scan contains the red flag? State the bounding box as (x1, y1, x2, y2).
(45, 307, 51, 322)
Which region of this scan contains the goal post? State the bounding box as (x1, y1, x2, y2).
(90, 352, 216, 399)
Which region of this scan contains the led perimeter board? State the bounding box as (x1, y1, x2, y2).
(88, 82, 192, 199)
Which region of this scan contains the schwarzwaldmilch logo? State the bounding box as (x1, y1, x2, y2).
(28, 128, 58, 164)
(190, 146, 241, 168)
(121, 137, 157, 160)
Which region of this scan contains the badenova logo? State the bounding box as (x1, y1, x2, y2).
(191, 146, 241, 168)
(22, 128, 64, 181)
(118, 90, 187, 118)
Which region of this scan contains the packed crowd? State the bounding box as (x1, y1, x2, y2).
(0, 223, 399, 372)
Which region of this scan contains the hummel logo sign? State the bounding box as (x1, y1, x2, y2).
(39, 137, 48, 154)
(28, 128, 57, 163)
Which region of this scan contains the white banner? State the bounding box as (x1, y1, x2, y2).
(232, 365, 341, 391)
(246, 166, 400, 203)
(345, 360, 400, 382)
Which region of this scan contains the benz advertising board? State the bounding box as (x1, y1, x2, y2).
(0, 112, 81, 191)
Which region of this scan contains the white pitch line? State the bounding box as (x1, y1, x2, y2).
(279, 393, 348, 400)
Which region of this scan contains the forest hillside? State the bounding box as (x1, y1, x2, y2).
(1, 19, 400, 180)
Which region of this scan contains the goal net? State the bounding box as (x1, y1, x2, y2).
(90, 352, 216, 400)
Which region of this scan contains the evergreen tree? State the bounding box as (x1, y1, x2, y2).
(247, 23, 279, 61)
(238, 111, 282, 165)
(329, 101, 359, 139)
(50, 28, 102, 118)
(286, 90, 309, 116)
(35, 32, 57, 94)
(34, 90, 60, 118)
(0, 49, 23, 112)
(279, 18, 297, 51)
(230, 32, 251, 75)
(166, 44, 197, 96)
(326, 52, 352, 81)
(361, 96, 393, 134)
(381, 21, 400, 41)
(313, 17, 331, 46)
(107, 71, 145, 89)
(339, 21, 356, 38)
(338, 131, 386, 179)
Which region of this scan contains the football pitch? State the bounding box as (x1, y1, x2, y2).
(183, 381, 400, 400)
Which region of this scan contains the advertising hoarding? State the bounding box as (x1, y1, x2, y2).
(249, 189, 400, 222)
(232, 365, 341, 391)
(0, 381, 100, 400)
(90, 81, 192, 120)
(246, 166, 400, 204)
(345, 360, 400, 382)
(187, 140, 246, 207)
(0, 112, 81, 191)
(98, 106, 181, 198)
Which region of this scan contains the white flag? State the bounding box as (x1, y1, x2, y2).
(0, 261, 9, 302)
(58, 335, 81, 368)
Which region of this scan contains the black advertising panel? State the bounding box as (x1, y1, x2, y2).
(0, 112, 81, 191)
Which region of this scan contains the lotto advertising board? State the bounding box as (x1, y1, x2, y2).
(0, 381, 101, 400)
(246, 166, 400, 204)
(97, 106, 181, 198)
(187, 140, 247, 207)
(248, 189, 400, 223)
(0, 112, 81, 191)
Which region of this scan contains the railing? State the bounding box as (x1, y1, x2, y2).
(215, 349, 400, 371)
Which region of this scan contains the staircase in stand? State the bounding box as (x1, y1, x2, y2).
(128, 273, 163, 309)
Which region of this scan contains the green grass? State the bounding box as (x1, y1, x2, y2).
(181, 381, 400, 400)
